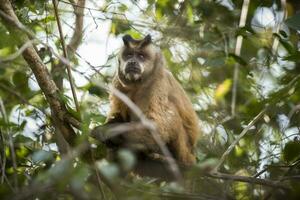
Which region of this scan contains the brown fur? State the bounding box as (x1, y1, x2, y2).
(106, 35, 200, 165)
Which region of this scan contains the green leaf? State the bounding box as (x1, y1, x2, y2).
(14, 134, 33, 144)
(124, 30, 141, 39)
(12, 71, 27, 87)
(88, 85, 106, 97)
(117, 149, 136, 171)
(12, 71, 31, 95)
(19, 120, 27, 131)
(32, 150, 54, 164)
(70, 165, 90, 190)
(196, 158, 219, 171)
(279, 30, 288, 38)
(90, 113, 106, 124)
(274, 33, 295, 54)
(228, 54, 247, 66)
(205, 56, 225, 67)
(215, 79, 232, 101)
(110, 19, 131, 35)
(118, 4, 128, 12)
(16, 145, 29, 158)
(186, 4, 194, 24)
(97, 162, 120, 182)
(285, 13, 300, 30)
(283, 51, 300, 62)
(0, 67, 5, 75)
(155, 8, 163, 20)
(283, 141, 300, 162)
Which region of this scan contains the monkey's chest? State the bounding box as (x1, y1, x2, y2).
(120, 91, 171, 123)
(120, 91, 153, 122)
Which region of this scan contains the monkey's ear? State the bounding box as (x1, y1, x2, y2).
(140, 34, 152, 47)
(122, 34, 133, 46)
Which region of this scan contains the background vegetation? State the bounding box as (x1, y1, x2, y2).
(1, 0, 300, 199)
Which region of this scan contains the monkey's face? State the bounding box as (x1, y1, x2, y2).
(118, 35, 156, 83)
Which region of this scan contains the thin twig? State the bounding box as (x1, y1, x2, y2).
(0, 82, 47, 115)
(91, 151, 107, 200)
(263, 159, 300, 199)
(0, 99, 18, 191)
(272, 0, 287, 55)
(121, 182, 222, 200)
(213, 108, 266, 172)
(66, 0, 85, 55)
(0, 155, 15, 192)
(231, 0, 250, 116)
(52, 0, 80, 113)
(208, 172, 288, 190)
(0, 127, 7, 185)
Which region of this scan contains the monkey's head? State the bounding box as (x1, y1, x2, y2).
(118, 34, 158, 84)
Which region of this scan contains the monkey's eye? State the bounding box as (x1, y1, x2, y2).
(125, 53, 133, 59)
(137, 53, 145, 60)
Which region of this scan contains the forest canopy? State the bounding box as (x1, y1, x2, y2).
(0, 0, 300, 199)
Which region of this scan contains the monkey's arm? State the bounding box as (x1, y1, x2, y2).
(91, 122, 151, 150)
(90, 112, 126, 148)
(91, 111, 150, 149)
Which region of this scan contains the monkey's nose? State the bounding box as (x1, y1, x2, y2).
(125, 62, 141, 74)
(127, 60, 138, 66)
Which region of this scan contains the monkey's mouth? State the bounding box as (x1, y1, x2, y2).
(124, 66, 142, 81)
(125, 66, 141, 74)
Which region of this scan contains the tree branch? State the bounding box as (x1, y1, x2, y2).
(52, 0, 80, 113)
(213, 108, 266, 172)
(67, 0, 85, 55)
(208, 172, 288, 190)
(272, 0, 287, 55)
(0, 99, 18, 191)
(0, 0, 76, 153)
(51, 0, 86, 91)
(231, 0, 250, 115)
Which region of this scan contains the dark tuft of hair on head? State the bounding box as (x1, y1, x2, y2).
(122, 34, 133, 46)
(140, 34, 152, 47)
(122, 34, 152, 48)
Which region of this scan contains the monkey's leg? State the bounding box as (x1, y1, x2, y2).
(171, 128, 196, 165)
(120, 129, 159, 152)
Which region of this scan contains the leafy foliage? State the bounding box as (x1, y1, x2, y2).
(1, 0, 300, 199)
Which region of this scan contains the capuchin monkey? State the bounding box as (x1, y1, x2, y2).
(93, 34, 200, 165)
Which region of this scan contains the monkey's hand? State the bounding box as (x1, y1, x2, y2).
(91, 125, 108, 143)
(91, 124, 125, 148)
(91, 121, 150, 149)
